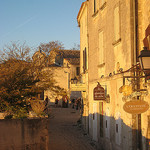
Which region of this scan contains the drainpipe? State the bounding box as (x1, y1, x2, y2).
(131, 0, 142, 150)
(135, 0, 143, 149)
(131, 0, 138, 149)
(87, 0, 90, 134)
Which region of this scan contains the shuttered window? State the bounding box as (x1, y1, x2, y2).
(114, 5, 120, 41)
(76, 67, 80, 76)
(99, 31, 104, 64)
(94, 0, 97, 13)
(83, 47, 87, 73)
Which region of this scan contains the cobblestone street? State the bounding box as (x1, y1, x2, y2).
(48, 107, 98, 150)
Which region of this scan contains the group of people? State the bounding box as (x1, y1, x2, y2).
(71, 98, 81, 110)
(44, 96, 82, 110)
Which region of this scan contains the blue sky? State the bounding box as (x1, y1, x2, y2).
(0, 0, 84, 52)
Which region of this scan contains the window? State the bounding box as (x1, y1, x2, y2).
(115, 112, 121, 145)
(116, 124, 118, 133)
(99, 102, 103, 137)
(98, 31, 105, 76)
(55, 55, 63, 66)
(143, 34, 150, 49)
(105, 108, 110, 138)
(76, 67, 80, 76)
(99, 31, 104, 64)
(94, 0, 97, 13)
(148, 35, 150, 49)
(114, 5, 120, 41)
(83, 47, 87, 73)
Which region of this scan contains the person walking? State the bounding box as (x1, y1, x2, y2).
(55, 97, 59, 107)
(75, 98, 81, 110)
(44, 96, 49, 113)
(71, 98, 75, 108)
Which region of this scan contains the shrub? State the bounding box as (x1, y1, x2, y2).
(13, 107, 28, 119)
(31, 100, 46, 117)
(4, 105, 28, 119)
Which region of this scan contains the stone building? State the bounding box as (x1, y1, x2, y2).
(77, 1, 89, 132)
(32, 48, 80, 105)
(77, 0, 150, 150)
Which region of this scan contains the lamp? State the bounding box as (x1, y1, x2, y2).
(73, 77, 78, 84)
(138, 47, 150, 71)
(71, 77, 78, 84)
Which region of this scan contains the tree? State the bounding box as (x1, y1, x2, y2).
(0, 42, 34, 108)
(0, 42, 64, 113)
(0, 59, 36, 106)
(40, 40, 64, 56)
(1, 41, 31, 62)
(70, 43, 80, 50)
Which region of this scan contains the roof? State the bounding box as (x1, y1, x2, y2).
(33, 49, 80, 66)
(54, 50, 80, 65)
(55, 49, 80, 58)
(65, 57, 80, 65)
(48, 64, 61, 67)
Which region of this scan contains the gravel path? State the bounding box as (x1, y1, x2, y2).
(48, 107, 97, 150)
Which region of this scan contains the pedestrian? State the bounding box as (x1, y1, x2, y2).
(78, 98, 81, 109)
(44, 96, 49, 113)
(76, 98, 81, 110)
(65, 96, 68, 108)
(55, 97, 59, 107)
(75, 98, 78, 110)
(71, 98, 75, 108)
(62, 96, 65, 108)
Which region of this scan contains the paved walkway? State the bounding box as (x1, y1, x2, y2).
(48, 107, 97, 150)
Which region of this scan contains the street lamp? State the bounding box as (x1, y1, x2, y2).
(120, 47, 150, 92)
(71, 77, 78, 84)
(73, 77, 78, 84)
(138, 47, 150, 71)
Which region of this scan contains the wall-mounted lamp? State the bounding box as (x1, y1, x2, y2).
(101, 75, 104, 78)
(109, 73, 112, 77)
(71, 77, 78, 84)
(121, 47, 150, 95)
(138, 47, 150, 77)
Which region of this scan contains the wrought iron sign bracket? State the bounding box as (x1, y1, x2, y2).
(123, 76, 147, 92)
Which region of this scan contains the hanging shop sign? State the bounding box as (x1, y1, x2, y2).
(123, 100, 149, 114)
(93, 83, 105, 100)
(119, 85, 133, 96)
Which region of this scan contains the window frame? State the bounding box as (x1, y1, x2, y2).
(113, 3, 121, 45)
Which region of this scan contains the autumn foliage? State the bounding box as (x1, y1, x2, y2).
(0, 42, 65, 115)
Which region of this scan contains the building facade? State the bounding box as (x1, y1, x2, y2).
(77, 0, 150, 150)
(32, 49, 80, 105)
(77, 1, 89, 132)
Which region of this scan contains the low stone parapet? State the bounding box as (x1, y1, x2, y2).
(0, 118, 49, 150)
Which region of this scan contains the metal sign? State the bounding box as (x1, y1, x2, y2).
(123, 100, 149, 114)
(93, 83, 105, 100)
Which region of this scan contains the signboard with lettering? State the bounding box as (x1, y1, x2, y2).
(123, 100, 149, 114)
(93, 84, 105, 100)
(71, 83, 86, 91)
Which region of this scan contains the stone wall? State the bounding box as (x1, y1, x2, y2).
(0, 119, 49, 150)
(78, 0, 150, 149)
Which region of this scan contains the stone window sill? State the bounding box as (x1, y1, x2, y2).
(92, 10, 99, 17)
(112, 38, 121, 46)
(98, 63, 105, 68)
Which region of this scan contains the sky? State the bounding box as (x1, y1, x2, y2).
(0, 0, 84, 52)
